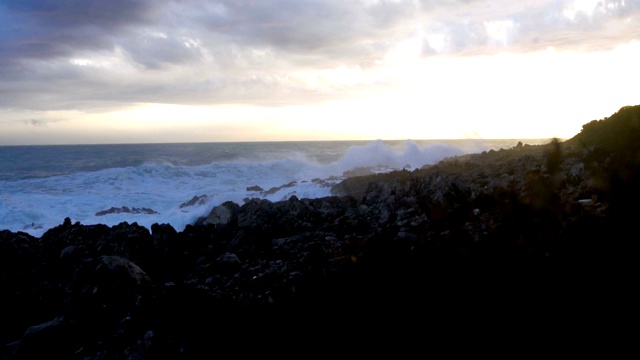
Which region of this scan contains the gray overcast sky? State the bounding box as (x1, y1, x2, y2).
(1, 0, 639, 145)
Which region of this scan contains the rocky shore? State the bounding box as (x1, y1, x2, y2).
(2, 105, 639, 358)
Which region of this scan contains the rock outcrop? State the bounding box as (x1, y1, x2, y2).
(2, 105, 639, 358)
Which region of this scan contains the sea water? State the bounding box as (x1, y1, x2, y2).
(0, 139, 548, 237)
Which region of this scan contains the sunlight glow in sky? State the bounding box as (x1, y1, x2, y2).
(1, 0, 639, 145)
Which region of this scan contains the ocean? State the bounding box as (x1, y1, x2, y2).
(0, 139, 549, 237)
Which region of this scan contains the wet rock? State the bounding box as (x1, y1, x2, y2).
(4, 105, 640, 358)
(198, 201, 239, 227)
(179, 194, 209, 208)
(95, 206, 159, 216)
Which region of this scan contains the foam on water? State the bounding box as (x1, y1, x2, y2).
(0, 159, 332, 238)
(0, 139, 541, 237)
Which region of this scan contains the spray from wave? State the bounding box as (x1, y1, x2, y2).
(0, 139, 508, 237)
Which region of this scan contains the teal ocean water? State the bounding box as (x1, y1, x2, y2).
(0, 139, 549, 236)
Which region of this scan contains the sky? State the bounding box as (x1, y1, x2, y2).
(1, 0, 639, 145)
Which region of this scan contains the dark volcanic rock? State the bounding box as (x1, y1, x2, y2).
(95, 206, 159, 216)
(3, 105, 640, 358)
(179, 194, 209, 208)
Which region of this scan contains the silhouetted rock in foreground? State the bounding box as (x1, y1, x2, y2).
(2, 105, 639, 358)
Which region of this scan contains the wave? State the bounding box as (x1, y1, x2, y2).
(0, 139, 516, 237)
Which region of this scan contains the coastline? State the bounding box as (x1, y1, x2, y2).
(0, 138, 550, 238)
(2, 106, 639, 357)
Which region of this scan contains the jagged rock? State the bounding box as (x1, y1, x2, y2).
(13, 317, 74, 359)
(198, 201, 239, 227)
(179, 194, 209, 208)
(95, 206, 158, 216)
(95, 255, 151, 286)
(261, 181, 297, 196)
(4, 105, 640, 359)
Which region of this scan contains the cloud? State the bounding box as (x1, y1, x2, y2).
(22, 118, 53, 127)
(419, 0, 640, 54)
(0, 0, 158, 61)
(3, 0, 638, 64)
(0, 0, 638, 114)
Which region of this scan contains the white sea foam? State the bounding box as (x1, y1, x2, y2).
(0, 160, 336, 238)
(0, 139, 541, 237)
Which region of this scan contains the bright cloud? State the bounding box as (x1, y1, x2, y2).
(0, 0, 638, 144)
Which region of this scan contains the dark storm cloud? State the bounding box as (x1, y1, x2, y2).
(188, 0, 419, 67)
(2, 0, 639, 64)
(0, 0, 424, 69)
(0, 0, 638, 113)
(0, 0, 158, 60)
